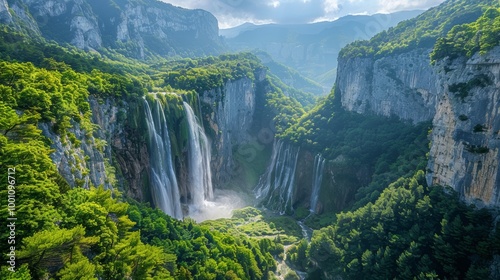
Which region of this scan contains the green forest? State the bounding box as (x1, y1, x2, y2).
(0, 30, 314, 277)
(339, 0, 499, 59)
(0, 58, 283, 279)
(1, 0, 500, 279)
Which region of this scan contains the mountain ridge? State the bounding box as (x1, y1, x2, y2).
(222, 10, 424, 89)
(221, 10, 425, 38)
(0, 0, 224, 59)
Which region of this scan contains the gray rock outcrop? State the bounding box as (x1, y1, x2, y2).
(1, 0, 222, 58)
(39, 121, 108, 190)
(426, 47, 500, 207)
(0, 0, 11, 23)
(201, 72, 267, 186)
(337, 48, 438, 124)
(336, 45, 500, 208)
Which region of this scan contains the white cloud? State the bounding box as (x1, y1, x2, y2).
(269, 1, 281, 8)
(323, 0, 339, 13)
(376, 0, 444, 13)
(159, 0, 445, 28)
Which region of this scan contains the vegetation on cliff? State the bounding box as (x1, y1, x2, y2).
(2, 0, 223, 59)
(280, 90, 431, 212)
(0, 59, 282, 279)
(281, 0, 500, 278)
(431, 7, 500, 62)
(340, 0, 498, 59)
(156, 53, 315, 108)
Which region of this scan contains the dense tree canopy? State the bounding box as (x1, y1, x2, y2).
(0, 50, 284, 279)
(307, 171, 496, 279)
(431, 7, 500, 62)
(340, 0, 498, 59)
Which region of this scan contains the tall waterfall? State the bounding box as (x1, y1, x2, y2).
(143, 97, 183, 219)
(255, 140, 299, 215)
(183, 102, 214, 208)
(310, 154, 325, 213)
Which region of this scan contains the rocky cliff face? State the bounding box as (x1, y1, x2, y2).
(88, 97, 152, 200)
(336, 48, 438, 123)
(39, 103, 113, 191)
(426, 47, 500, 207)
(0, 0, 11, 23)
(39, 122, 106, 190)
(40, 95, 151, 202)
(60, 95, 181, 205)
(41, 71, 270, 204)
(337, 44, 500, 208)
(292, 151, 360, 214)
(1, 0, 222, 58)
(201, 72, 267, 187)
(255, 144, 371, 214)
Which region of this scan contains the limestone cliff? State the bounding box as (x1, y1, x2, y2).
(88, 97, 151, 201)
(291, 150, 368, 214)
(39, 122, 107, 190)
(336, 48, 438, 123)
(0, 0, 11, 23)
(41, 69, 273, 205)
(426, 47, 500, 207)
(336, 45, 500, 208)
(200, 70, 270, 188)
(1, 0, 223, 58)
(39, 96, 150, 201)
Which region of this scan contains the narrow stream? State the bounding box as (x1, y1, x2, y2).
(293, 214, 314, 279)
(297, 216, 313, 242)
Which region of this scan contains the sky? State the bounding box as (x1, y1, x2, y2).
(159, 0, 446, 29)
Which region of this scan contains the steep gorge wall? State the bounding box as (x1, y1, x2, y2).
(1, 0, 222, 58)
(294, 151, 368, 213)
(0, 0, 11, 23)
(41, 96, 150, 200)
(255, 141, 370, 215)
(336, 46, 500, 208)
(201, 75, 265, 187)
(39, 121, 108, 190)
(42, 72, 271, 209)
(89, 97, 150, 200)
(427, 47, 500, 207)
(200, 70, 274, 187)
(337, 48, 438, 123)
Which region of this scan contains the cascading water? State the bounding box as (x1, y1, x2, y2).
(310, 154, 325, 213)
(255, 139, 300, 215)
(143, 96, 183, 219)
(183, 102, 214, 210)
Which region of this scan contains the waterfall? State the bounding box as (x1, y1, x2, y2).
(183, 102, 214, 209)
(310, 154, 325, 213)
(255, 139, 299, 215)
(143, 97, 183, 219)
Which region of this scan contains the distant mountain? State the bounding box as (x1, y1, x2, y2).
(0, 0, 325, 96)
(0, 0, 224, 59)
(222, 10, 424, 90)
(254, 51, 324, 96)
(220, 22, 257, 39)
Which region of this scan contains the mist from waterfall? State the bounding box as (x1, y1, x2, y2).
(310, 154, 325, 213)
(183, 102, 214, 211)
(143, 97, 183, 219)
(255, 139, 300, 215)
